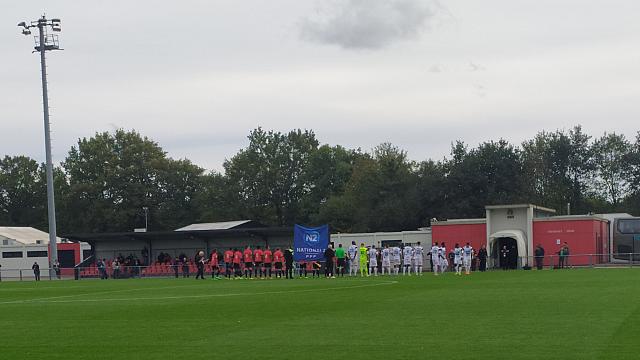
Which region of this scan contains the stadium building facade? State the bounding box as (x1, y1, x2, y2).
(431, 204, 610, 267)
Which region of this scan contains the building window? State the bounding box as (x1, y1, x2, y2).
(2, 251, 23, 258)
(2, 240, 8, 245)
(27, 251, 49, 258)
(36, 240, 43, 245)
(617, 219, 640, 234)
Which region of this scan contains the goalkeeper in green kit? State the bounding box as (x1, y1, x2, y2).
(335, 244, 346, 277)
(359, 243, 369, 276)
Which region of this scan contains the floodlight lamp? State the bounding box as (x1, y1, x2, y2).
(18, 21, 26, 27)
(51, 19, 61, 31)
(22, 29, 31, 35)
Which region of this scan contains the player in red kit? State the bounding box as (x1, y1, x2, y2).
(273, 248, 284, 278)
(263, 246, 273, 278)
(210, 249, 221, 279)
(253, 246, 264, 278)
(233, 248, 243, 279)
(243, 246, 254, 278)
(223, 248, 234, 279)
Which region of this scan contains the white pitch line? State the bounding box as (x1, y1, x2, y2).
(3, 280, 398, 305)
(0, 282, 238, 305)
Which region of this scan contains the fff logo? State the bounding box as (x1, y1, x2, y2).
(304, 231, 320, 243)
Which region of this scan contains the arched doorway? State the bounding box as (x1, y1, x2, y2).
(491, 237, 518, 269)
(488, 230, 528, 269)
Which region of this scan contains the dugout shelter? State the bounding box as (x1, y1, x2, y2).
(64, 220, 292, 265)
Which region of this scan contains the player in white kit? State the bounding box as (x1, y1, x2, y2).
(430, 242, 440, 276)
(391, 246, 402, 275)
(453, 243, 463, 275)
(381, 245, 392, 275)
(439, 242, 448, 274)
(413, 242, 424, 275)
(402, 245, 413, 276)
(348, 241, 358, 276)
(463, 242, 473, 275)
(368, 246, 378, 276)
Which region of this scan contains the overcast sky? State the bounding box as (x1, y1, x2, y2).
(2, 0, 639, 171)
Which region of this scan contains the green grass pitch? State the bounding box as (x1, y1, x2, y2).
(1, 269, 639, 359)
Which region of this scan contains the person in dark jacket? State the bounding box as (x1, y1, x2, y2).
(478, 245, 488, 271)
(173, 257, 180, 278)
(324, 245, 335, 278)
(182, 258, 190, 278)
(500, 246, 509, 270)
(284, 248, 294, 279)
(32, 262, 41, 281)
(195, 251, 206, 280)
(52, 260, 61, 279)
(534, 244, 545, 270)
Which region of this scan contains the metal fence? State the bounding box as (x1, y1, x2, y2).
(2, 253, 640, 281)
(485, 252, 640, 271)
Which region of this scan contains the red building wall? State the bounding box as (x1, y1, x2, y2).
(432, 223, 487, 252)
(532, 219, 608, 265)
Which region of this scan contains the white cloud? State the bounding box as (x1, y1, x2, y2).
(299, 0, 438, 49)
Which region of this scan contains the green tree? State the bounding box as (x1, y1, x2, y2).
(223, 128, 319, 226)
(592, 133, 631, 208)
(444, 140, 524, 218)
(62, 129, 200, 232)
(319, 143, 419, 232)
(0, 156, 46, 228)
(520, 127, 593, 214)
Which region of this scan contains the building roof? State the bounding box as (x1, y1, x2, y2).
(0, 227, 62, 245)
(485, 204, 556, 213)
(533, 215, 609, 222)
(175, 220, 265, 231)
(431, 218, 487, 226)
(64, 226, 291, 244)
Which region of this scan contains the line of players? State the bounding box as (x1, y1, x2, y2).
(204, 242, 475, 279)
(207, 246, 292, 279)
(345, 241, 475, 276)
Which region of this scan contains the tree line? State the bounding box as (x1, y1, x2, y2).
(1, 126, 638, 235)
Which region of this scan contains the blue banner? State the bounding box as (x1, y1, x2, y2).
(293, 224, 329, 261)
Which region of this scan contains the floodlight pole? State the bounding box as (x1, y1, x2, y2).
(38, 17, 59, 273)
(19, 15, 62, 277)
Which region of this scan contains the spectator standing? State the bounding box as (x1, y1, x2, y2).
(500, 246, 509, 270)
(182, 258, 190, 278)
(32, 261, 40, 281)
(558, 246, 566, 269)
(534, 245, 545, 270)
(563, 242, 571, 268)
(53, 260, 61, 279)
(112, 259, 120, 279)
(97, 259, 107, 279)
(478, 246, 488, 272)
(173, 257, 180, 278)
(195, 251, 206, 280)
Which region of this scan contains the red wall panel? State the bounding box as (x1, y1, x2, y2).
(432, 223, 487, 252)
(533, 219, 607, 265)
